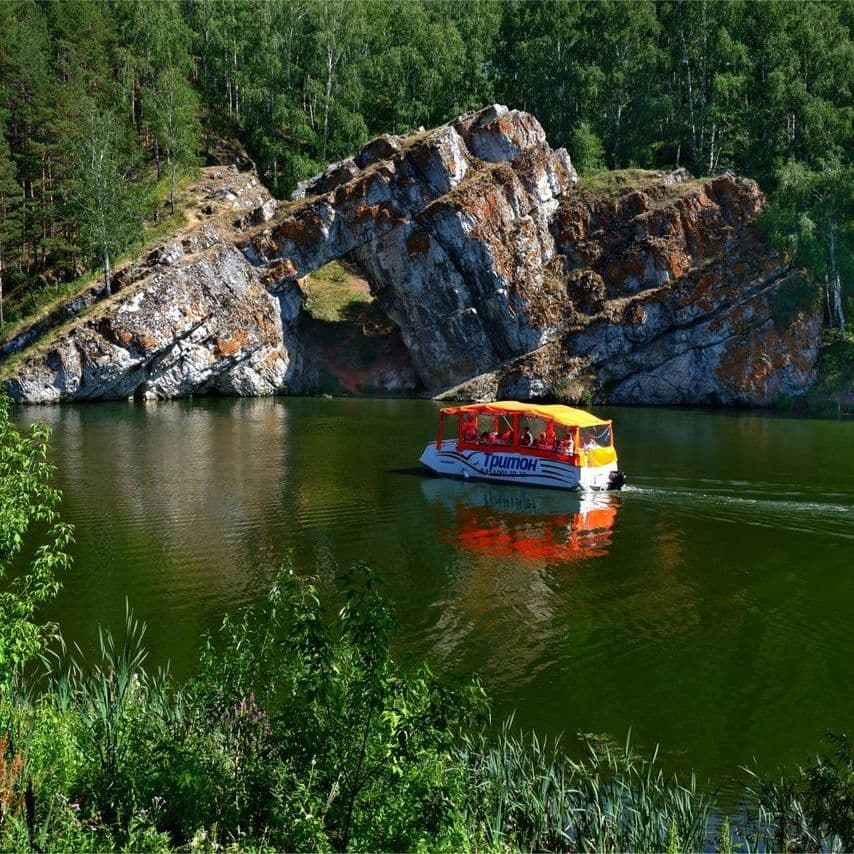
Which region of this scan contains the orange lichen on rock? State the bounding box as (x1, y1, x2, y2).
(214, 329, 249, 358)
(277, 211, 326, 247)
(137, 334, 158, 350)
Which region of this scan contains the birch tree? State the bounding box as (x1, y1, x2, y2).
(766, 161, 854, 335)
(70, 108, 141, 297)
(150, 68, 200, 215)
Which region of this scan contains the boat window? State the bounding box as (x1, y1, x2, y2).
(461, 413, 479, 442)
(524, 416, 558, 449)
(579, 425, 612, 449)
(439, 414, 458, 444)
(479, 414, 514, 444)
(459, 412, 514, 445)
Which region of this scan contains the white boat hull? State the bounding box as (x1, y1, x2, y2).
(420, 440, 619, 491)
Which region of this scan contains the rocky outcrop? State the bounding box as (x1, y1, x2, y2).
(442, 171, 820, 406)
(4, 170, 296, 403)
(1, 105, 820, 406)
(243, 105, 576, 389)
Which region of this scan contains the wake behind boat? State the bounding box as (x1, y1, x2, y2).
(420, 401, 626, 491)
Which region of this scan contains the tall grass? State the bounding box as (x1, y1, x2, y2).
(461, 719, 712, 852)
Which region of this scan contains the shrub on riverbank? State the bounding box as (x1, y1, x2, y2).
(1, 566, 483, 851)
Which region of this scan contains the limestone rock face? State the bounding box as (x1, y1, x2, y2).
(4, 169, 295, 403)
(2, 104, 820, 407)
(246, 104, 577, 388)
(444, 172, 820, 406)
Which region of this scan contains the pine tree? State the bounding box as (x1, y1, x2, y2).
(0, 125, 23, 328)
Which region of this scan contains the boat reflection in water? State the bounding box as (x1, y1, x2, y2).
(421, 478, 620, 565)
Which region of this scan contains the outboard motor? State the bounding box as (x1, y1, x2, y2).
(607, 470, 627, 491)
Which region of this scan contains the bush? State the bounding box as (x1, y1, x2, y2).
(571, 121, 607, 176)
(2, 566, 486, 851)
(745, 732, 854, 852)
(0, 395, 73, 683)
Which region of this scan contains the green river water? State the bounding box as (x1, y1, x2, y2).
(13, 398, 854, 787)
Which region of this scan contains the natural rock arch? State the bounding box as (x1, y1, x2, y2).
(3, 105, 820, 406)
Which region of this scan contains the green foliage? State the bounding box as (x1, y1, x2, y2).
(771, 274, 819, 334)
(817, 331, 854, 385)
(1, 566, 484, 851)
(185, 564, 486, 851)
(0, 121, 23, 329)
(461, 723, 712, 851)
(0, 394, 72, 683)
(68, 105, 144, 294)
(764, 160, 854, 333)
(570, 121, 606, 176)
(147, 68, 201, 214)
(0, 0, 852, 335)
(744, 732, 854, 851)
(718, 815, 733, 854)
(494, 0, 853, 181)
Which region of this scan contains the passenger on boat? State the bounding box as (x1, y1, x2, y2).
(479, 430, 491, 443)
(463, 416, 478, 442)
(500, 427, 513, 443)
(559, 432, 574, 454)
(520, 427, 534, 446)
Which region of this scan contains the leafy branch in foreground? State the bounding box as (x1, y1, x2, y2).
(0, 394, 72, 683)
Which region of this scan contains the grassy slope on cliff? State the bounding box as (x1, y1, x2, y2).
(0, 173, 196, 352)
(300, 260, 417, 396)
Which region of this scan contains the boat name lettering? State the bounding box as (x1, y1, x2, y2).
(484, 453, 539, 472)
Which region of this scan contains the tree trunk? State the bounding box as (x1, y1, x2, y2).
(833, 272, 845, 336)
(829, 227, 845, 335)
(104, 250, 111, 297)
(322, 43, 335, 163)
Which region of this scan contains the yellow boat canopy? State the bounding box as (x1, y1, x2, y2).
(439, 401, 610, 428)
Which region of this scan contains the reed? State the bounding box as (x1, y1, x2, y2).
(461, 721, 712, 852)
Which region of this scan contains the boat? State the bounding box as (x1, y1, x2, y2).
(419, 401, 626, 491)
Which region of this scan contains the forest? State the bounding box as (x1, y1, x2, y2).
(0, 0, 851, 332)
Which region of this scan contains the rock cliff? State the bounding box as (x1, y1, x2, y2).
(1, 105, 820, 406)
(3, 169, 295, 402)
